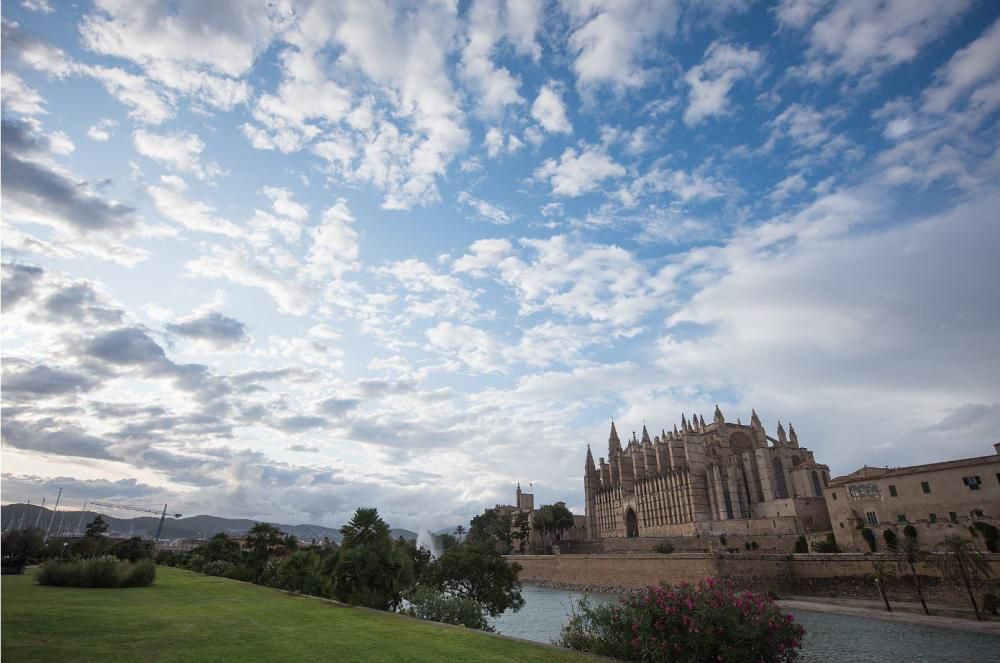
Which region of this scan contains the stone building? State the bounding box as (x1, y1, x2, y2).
(495, 484, 587, 552)
(584, 408, 832, 543)
(825, 443, 1000, 552)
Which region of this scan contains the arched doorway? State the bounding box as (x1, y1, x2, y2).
(625, 508, 639, 538)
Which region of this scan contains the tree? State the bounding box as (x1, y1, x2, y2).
(423, 542, 524, 617)
(85, 515, 109, 538)
(532, 503, 575, 549)
(810, 532, 840, 553)
(333, 508, 414, 610)
(191, 532, 243, 565)
(970, 521, 999, 553)
(468, 509, 514, 553)
(935, 535, 993, 621)
(870, 560, 896, 612)
(453, 525, 466, 543)
(246, 523, 285, 582)
(888, 535, 930, 615)
(112, 536, 153, 562)
(274, 549, 330, 597)
(1, 528, 45, 571)
(513, 512, 530, 554)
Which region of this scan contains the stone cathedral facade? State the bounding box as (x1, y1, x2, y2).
(584, 408, 833, 541)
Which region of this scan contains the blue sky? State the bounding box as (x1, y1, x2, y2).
(3, 0, 999, 531)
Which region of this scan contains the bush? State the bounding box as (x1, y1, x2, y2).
(902, 525, 917, 542)
(654, 543, 675, 554)
(185, 554, 207, 573)
(222, 564, 256, 582)
(37, 556, 155, 588)
(750, 541, 759, 551)
(982, 592, 999, 616)
(860, 528, 877, 552)
(401, 586, 493, 631)
(883, 529, 898, 548)
(793, 537, 808, 554)
(202, 560, 232, 577)
(719, 534, 728, 546)
(810, 533, 840, 553)
(559, 578, 804, 662)
(970, 522, 1000, 553)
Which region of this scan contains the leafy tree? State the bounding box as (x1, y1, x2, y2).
(810, 532, 840, 553)
(902, 525, 918, 541)
(333, 508, 414, 610)
(436, 532, 459, 552)
(85, 515, 109, 538)
(401, 586, 493, 631)
(532, 503, 575, 549)
(274, 549, 330, 596)
(513, 511, 530, 554)
(246, 523, 285, 582)
(934, 535, 993, 621)
(423, 542, 524, 617)
(398, 537, 433, 581)
(453, 525, 466, 543)
(191, 532, 243, 565)
(888, 535, 930, 615)
(793, 536, 808, 554)
(112, 536, 153, 562)
(970, 521, 999, 553)
(860, 527, 877, 552)
(883, 529, 898, 549)
(468, 508, 514, 553)
(1, 528, 45, 571)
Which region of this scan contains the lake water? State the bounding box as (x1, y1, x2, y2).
(490, 584, 1000, 662)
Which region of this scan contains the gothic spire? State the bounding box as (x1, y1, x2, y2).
(788, 423, 798, 447)
(777, 421, 787, 444)
(586, 445, 596, 470)
(641, 424, 651, 445)
(714, 404, 725, 425)
(608, 421, 621, 455)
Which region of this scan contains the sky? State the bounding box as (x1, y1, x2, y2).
(2, 0, 999, 532)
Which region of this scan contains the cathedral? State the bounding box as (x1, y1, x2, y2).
(584, 408, 832, 541)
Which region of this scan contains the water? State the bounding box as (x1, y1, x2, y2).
(491, 584, 1000, 662)
(415, 530, 441, 558)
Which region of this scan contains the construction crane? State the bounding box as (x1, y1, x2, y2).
(88, 502, 182, 541)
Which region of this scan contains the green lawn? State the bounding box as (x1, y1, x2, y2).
(2, 566, 591, 662)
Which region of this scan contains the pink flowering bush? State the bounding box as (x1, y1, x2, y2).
(558, 578, 804, 662)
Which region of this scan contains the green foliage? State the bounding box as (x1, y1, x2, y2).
(883, 529, 898, 548)
(532, 503, 575, 547)
(222, 564, 257, 582)
(887, 534, 930, 615)
(191, 532, 244, 565)
(750, 541, 759, 551)
(401, 586, 493, 631)
(902, 525, 917, 541)
(422, 542, 524, 617)
(970, 521, 999, 553)
(399, 538, 433, 581)
(718, 534, 727, 546)
(71, 535, 105, 559)
(654, 542, 675, 554)
(274, 549, 330, 596)
(467, 508, 514, 552)
(202, 560, 233, 577)
(934, 535, 993, 620)
(2, 528, 45, 569)
(558, 579, 804, 662)
(85, 515, 109, 538)
(810, 533, 840, 553)
(860, 528, 877, 552)
(513, 511, 531, 554)
(154, 551, 185, 567)
(185, 554, 207, 573)
(793, 536, 808, 554)
(37, 556, 155, 588)
(333, 508, 414, 610)
(112, 536, 153, 562)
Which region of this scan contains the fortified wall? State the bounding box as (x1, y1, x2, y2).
(510, 553, 1000, 609)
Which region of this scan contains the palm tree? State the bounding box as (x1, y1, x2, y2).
(934, 535, 993, 621)
(888, 535, 930, 615)
(246, 522, 283, 561)
(870, 560, 896, 612)
(453, 525, 466, 543)
(340, 508, 390, 548)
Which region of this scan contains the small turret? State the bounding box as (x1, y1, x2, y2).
(586, 445, 596, 471)
(777, 421, 787, 445)
(714, 404, 725, 426)
(641, 424, 652, 446)
(699, 414, 706, 430)
(751, 409, 763, 432)
(608, 421, 622, 456)
(680, 413, 688, 431)
(788, 423, 799, 448)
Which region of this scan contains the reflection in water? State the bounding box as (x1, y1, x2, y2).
(491, 584, 1000, 662)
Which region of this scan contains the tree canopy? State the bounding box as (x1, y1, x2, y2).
(422, 541, 524, 617)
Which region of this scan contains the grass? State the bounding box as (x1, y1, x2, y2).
(2, 565, 591, 662)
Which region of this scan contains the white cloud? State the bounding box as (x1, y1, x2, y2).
(769, 172, 808, 202)
(83, 65, 173, 124)
(22, 0, 54, 13)
(147, 175, 241, 237)
(562, 0, 681, 90)
(46, 130, 74, 155)
(534, 145, 626, 197)
(303, 199, 360, 283)
(262, 186, 309, 222)
(133, 129, 221, 179)
(86, 118, 117, 142)
(683, 41, 762, 125)
(531, 82, 572, 134)
(1, 72, 47, 115)
(923, 17, 1000, 113)
(452, 238, 514, 278)
(460, 0, 526, 117)
(457, 192, 513, 224)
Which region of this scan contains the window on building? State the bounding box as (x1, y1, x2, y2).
(949, 512, 958, 523)
(962, 476, 982, 490)
(888, 485, 898, 497)
(832, 492, 837, 500)
(866, 511, 879, 525)
(929, 513, 937, 523)
(897, 514, 907, 523)
(973, 509, 984, 518)
(921, 481, 931, 494)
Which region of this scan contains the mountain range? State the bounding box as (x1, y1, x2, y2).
(0, 503, 418, 543)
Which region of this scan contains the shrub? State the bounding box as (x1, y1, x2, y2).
(185, 554, 207, 573)
(970, 522, 999, 553)
(766, 586, 780, 600)
(810, 533, 840, 553)
(400, 586, 493, 631)
(793, 537, 809, 554)
(719, 534, 728, 546)
(121, 559, 156, 587)
(982, 592, 999, 616)
(883, 529, 898, 548)
(202, 560, 232, 577)
(654, 543, 675, 554)
(222, 564, 256, 582)
(860, 528, 877, 552)
(559, 578, 804, 662)
(750, 541, 759, 551)
(902, 525, 917, 541)
(37, 556, 155, 588)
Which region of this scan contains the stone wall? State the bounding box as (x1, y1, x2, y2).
(510, 552, 1000, 608)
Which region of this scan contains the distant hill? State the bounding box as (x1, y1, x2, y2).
(1, 503, 417, 543)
